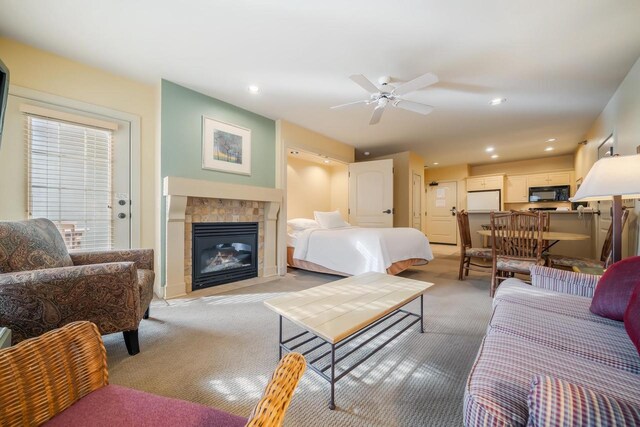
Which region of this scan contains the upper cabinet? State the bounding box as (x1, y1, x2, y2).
(505, 175, 528, 203)
(467, 175, 504, 191)
(527, 171, 572, 187)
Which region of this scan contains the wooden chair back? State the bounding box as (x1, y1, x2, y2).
(456, 210, 473, 250)
(490, 210, 543, 261)
(601, 208, 629, 263)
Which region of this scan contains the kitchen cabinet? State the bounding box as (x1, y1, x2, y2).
(527, 172, 572, 187)
(467, 175, 503, 191)
(505, 175, 528, 202)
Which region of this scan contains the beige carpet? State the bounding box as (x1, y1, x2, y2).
(104, 249, 493, 426)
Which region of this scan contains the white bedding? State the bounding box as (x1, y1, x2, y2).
(292, 226, 434, 276)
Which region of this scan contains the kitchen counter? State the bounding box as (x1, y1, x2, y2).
(467, 210, 585, 214)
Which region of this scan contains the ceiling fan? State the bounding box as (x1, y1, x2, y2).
(331, 72, 439, 125)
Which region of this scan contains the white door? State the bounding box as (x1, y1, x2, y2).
(4, 94, 132, 251)
(348, 159, 393, 227)
(412, 173, 422, 230)
(595, 200, 611, 259)
(426, 181, 457, 244)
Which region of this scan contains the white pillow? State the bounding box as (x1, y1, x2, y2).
(287, 218, 320, 231)
(314, 210, 350, 229)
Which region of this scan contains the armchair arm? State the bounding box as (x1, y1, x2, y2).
(530, 265, 600, 297)
(0, 321, 108, 425)
(0, 262, 140, 343)
(528, 375, 640, 426)
(70, 249, 154, 271)
(246, 352, 306, 426)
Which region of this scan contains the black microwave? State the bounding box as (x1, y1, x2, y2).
(529, 185, 570, 202)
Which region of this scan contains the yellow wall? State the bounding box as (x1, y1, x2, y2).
(286, 156, 348, 219)
(470, 154, 574, 176)
(0, 38, 157, 250)
(278, 120, 355, 163)
(575, 55, 640, 256)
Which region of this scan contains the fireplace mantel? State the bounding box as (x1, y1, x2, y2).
(163, 176, 283, 299)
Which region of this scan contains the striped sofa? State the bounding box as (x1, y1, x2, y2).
(464, 266, 640, 426)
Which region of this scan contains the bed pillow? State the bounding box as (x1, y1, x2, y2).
(590, 256, 640, 321)
(314, 210, 349, 229)
(287, 218, 320, 231)
(624, 284, 640, 356)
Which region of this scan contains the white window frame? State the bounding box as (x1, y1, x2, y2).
(10, 85, 141, 248)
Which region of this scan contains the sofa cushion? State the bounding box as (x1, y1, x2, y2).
(464, 333, 640, 427)
(489, 301, 639, 374)
(137, 269, 155, 315)
(625, 284, 640, 356)
(527, 376, 640, 426)
(591, 256, 640, 321)
(494, 280, 616, 326)
(45, 384, 248, 427)
(0, 218, 72, 273)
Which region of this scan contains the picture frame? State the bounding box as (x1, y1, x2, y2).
(202, 116, 251, 175)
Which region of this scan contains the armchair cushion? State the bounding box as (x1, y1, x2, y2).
(45, 384, 248, 427)
(70, 249, 154, 271)
(0, 218, 72, 273)
(527, 375, 640, 427)
(591, 256, 640, 321)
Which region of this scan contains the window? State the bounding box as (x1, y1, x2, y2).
(26, 114, 115, 251)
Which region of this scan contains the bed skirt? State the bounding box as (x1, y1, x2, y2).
(286, 247, 427, 276)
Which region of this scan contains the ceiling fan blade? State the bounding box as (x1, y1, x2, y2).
(350, 74, 380, 94)
(392, 72, 439, 96)
(369, 106, 385, 125)
(393, 99, 434, 115)
(330, 100, 369, 109)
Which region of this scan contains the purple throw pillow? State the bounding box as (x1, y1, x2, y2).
(590, 256, 640, 321)
(625, 284, 640, 356)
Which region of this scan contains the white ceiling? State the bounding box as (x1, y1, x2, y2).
(2, 0, 640, 167)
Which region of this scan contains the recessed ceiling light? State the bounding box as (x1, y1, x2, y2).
(290, 150, 299, 155)
(491, 154, 499, 159)
(433, 162, 439, 165)
(547, 138, 556, 142)
(323, 160, 330, 164)
(248, 85, 260, 93)
(545, 147, 554, 152)
(490, 98, 506, 106)
(485, 147, 495, 152)
(364, 151, 370, 156)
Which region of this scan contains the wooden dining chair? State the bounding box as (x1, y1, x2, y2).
(548, 208, 629, 270)
(456, 210, 492, 280)
(489, 210, 544, 297)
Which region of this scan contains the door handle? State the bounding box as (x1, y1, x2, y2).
(382, 209, 392, 214)
(450, 206, 457, 216)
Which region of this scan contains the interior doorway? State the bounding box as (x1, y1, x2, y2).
(426, 181, 458, 244)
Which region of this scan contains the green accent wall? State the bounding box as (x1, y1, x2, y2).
(160, 80, 276, 285)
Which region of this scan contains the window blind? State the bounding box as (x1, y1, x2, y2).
(26, 114, 114, 251)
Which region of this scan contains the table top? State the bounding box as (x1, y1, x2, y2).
(476, 230, 590, 241)
(572, 266, 605, 275)
(264, 272, 433, 344)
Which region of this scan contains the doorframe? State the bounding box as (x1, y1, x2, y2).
(9, 85, 141, 248)
(425, 180, 458, 245)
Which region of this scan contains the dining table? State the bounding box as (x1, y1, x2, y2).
(476, 229, 590, 252)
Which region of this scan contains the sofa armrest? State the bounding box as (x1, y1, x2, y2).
(0, 262, 141, 343)
(0, 321, 108, 425)
(528, 375, 640, 426)
(70, 249, 154, 271)
(530, 265, 599, 297)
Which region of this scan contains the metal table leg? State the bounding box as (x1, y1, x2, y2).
(278, 315, 283, 359)
(329, 343, 336, 410)
(420, 294, 424, 333)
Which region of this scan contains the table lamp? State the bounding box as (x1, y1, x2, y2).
(571, 154, 640, 263)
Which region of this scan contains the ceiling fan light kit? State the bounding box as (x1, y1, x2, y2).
(331, 72, 439, 125)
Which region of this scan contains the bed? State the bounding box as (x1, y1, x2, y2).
(287, 215, 434, 276)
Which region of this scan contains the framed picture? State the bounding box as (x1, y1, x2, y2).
(202, 116, 251, 175)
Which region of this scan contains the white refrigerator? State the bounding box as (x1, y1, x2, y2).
(467, 190, 501, 211)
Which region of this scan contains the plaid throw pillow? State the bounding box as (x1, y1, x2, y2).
(527, 376, 640, 426)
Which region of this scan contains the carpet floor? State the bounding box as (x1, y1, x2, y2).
(104, 248, 493, 426)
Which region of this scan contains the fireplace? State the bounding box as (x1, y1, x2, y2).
(192, 222, 258, 290)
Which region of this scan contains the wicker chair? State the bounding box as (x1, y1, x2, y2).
(0, 218, 154, 355)
(489, 210, 544, 297)
(456, 210, 492, 280)
(0, 321, 306, 427)
(548, 208, 629, 270)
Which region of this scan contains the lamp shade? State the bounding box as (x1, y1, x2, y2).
(572, 154, 640, 202)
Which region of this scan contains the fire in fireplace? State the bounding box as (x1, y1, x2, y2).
(192, 222, 258, 290)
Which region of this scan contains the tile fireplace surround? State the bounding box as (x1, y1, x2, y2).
(163, 176, 283, 299)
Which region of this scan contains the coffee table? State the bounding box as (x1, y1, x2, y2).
(264, 271, 433, 409)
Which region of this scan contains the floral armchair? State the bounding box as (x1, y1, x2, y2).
(0, 218, 154, 355)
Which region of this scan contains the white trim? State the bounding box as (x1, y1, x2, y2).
(9, 85, 142, 248)
(19, 104, 119, 131)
